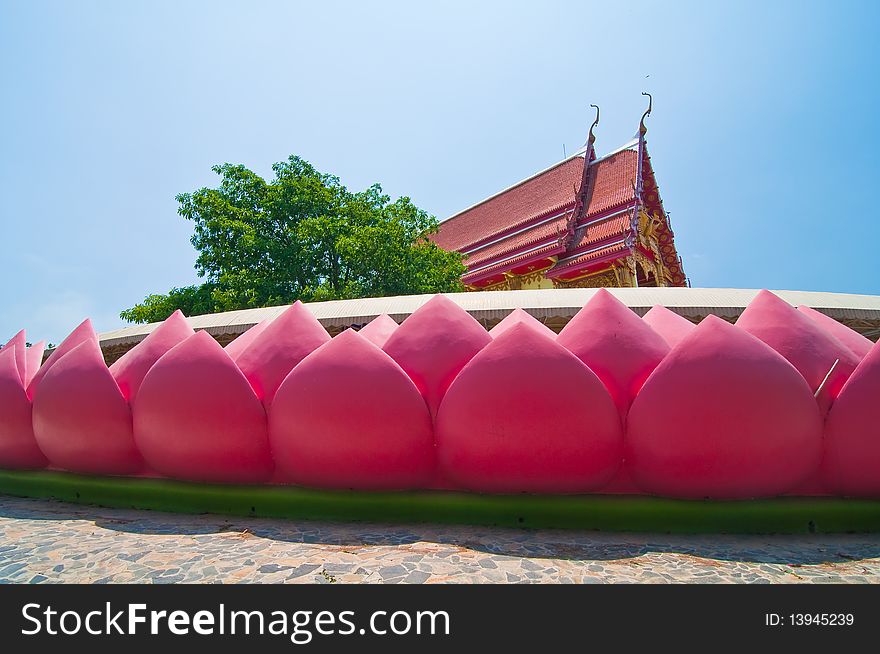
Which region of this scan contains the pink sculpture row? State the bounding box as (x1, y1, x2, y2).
(1, 290, 878, 499)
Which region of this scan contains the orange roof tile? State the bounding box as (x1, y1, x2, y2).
(433, 156, 585, 253)
(434, 148, 639, 261)
(464, 214, 570, 269)
(582, 149, 638, 218)
(462, 242, 564, 284)
(571, 213, 631, 251)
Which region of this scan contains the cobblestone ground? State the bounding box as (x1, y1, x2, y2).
(1, 495, 879, 584)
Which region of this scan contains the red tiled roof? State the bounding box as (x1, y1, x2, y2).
(570, 213, 631, 252)
(433, 156, 585, 252)
(464, 213, 571, 269)
(431, 139, 685, 286)
(434, 148, 640, 258)
(463, 242, 564, 284)
(582, 149, 638, 218)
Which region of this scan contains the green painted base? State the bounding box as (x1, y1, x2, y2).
(1, 470, 879, 534)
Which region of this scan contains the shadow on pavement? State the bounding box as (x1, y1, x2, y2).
(1, 495, 879, 566)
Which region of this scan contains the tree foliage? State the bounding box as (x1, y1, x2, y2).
(120, 156, 465, 323)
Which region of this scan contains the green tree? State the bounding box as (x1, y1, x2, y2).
(120, 156, 465, 323)
(119, 284, 219, 324)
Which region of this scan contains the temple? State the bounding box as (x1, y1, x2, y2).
(432, 98, 688, 290)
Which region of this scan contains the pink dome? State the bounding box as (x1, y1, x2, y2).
(489, 308, 555, 339)
(436, 322, 622, 493)
(736, 290, 859, 399)
(642, 305, 696, 349)
(358, 314, 398, 348)
(269, 330, 435, 490)
(797, 305, 873, 360)
(32, 339, 141, 475)
(383, 295, 491, 420)
(27, 318, 98, 400)
(822, 340, 880, 496)
(235, 301, 330, 404)
(0, 346, 47, 469)
(557, 288, 669, 416)
(109, 310, 194, 401)
(626, 316, 823, 499)
(133, 331, 273, 483)
(224, 318, 273, 361)
(25, 340, 44, 387)
(2, 330, 27, 386)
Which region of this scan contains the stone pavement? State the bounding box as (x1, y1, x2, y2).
(0, 495, 878, 584)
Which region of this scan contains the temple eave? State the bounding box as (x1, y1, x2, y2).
(547, 245, 629, 279)
(436, 127, 689, 291)
(463, 243, 566, 286)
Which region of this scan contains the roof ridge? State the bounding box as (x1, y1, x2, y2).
(592, 138, 638, 164)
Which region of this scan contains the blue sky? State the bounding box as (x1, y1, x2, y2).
(1, 0, 877, 343)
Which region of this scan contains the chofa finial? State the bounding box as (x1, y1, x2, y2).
(639, 92, 652, 137)
(588, 104, 600, 146)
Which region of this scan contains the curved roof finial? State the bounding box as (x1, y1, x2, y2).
(639, 92, 652, 137)
(588, 104, 600, 146)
